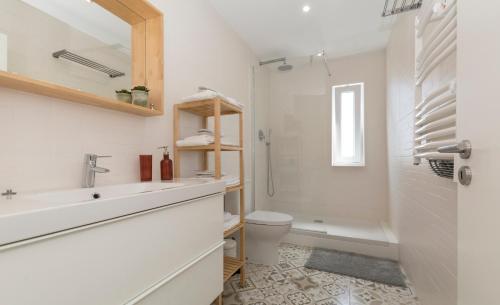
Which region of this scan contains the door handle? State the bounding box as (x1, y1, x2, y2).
(438, 140, 472, 159)
(458, 166, 472, 186)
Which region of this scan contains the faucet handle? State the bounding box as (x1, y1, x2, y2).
(85, 154, 112, 162)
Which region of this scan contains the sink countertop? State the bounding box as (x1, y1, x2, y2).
(0, 178, 226, 246)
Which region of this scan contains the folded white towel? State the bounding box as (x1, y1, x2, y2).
(224, 215, 240, 231)
(197, 129, 214, 136)
(195, 170, 228, 177)
(223, 175, 240, 187)
(224, 212, 233, 222)
(176, 134, 235, 147)
(182, 90, 244, 109)
(182, 90, 219, 102)
(225, 96, 243, 108)
(193, 171, 239, 187)
(197, 129, 225, 137)
(176, 134, 212, 146)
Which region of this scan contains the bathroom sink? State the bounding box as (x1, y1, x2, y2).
(27, 182, 185, 205)
(0, 179, 225, 246)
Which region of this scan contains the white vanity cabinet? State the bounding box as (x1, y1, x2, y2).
(0, 190, 224, 305)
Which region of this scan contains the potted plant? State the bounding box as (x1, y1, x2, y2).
(115, 89, 132, 103)
(131, 86, 150, 107)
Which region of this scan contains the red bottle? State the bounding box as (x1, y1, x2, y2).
(139, 155, 153, 182)
(159, 146, 173, 181)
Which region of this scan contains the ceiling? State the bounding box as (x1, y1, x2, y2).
(208, 0, 395, 60)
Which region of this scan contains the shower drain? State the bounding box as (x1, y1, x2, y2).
(313, 219, 324, 223)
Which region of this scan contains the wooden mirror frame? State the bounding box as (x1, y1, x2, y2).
(0, 0, 164, 116)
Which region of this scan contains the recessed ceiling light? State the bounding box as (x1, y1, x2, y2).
(302, 5, 311, 13)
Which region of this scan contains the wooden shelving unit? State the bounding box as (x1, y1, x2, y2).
(173, 98, 246, 288)
(223, 256, 245, 282)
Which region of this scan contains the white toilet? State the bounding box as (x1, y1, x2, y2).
(245, 210, 293, 265)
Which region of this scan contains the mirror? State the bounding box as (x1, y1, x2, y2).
(0, 0, 139, 101)
(0, 0, 163, 116)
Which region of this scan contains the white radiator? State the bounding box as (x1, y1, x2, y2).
(413, 0, 457, 175)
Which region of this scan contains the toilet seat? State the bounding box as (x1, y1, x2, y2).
(246, 210, 293, 226)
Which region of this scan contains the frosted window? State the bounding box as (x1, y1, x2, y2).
(340, 91, 355, 158)
(332, 83, 365, 166)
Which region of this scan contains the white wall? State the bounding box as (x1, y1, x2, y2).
(0, 33, 6, 71)
(386, 13, 457, 305)
(0, 0, 257, 209)
(255, 50, 389, 223)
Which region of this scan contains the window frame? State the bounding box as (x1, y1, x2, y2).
(331, 82, 365, 167)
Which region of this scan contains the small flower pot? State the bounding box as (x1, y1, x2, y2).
(132, 90, 149, 107)
(116, 92, 132, 103)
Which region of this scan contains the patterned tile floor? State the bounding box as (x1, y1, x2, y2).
(223, 243, 419, 305)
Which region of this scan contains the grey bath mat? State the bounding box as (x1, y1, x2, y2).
(305, 248, 407, 287)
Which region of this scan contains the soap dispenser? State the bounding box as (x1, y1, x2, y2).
(158, 146, 173, 181)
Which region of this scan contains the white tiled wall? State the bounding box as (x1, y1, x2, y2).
(386, 13, 457, 305)
(0, 89, 146, 192)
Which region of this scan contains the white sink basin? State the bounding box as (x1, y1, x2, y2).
(0, 179, 226, 246)
(26, 182, 185, 205)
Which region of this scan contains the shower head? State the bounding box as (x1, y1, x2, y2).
(259, 57, 293, 72)
(278, 60, 293, 71)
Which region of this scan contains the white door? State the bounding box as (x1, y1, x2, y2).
(457, 2, 500, 304)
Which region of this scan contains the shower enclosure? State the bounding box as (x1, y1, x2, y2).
(253, 54, 336, 220)
(251, 54, 396, 256)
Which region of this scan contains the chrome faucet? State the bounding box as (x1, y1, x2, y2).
(82, 154, 111, 188)
(1, 189, 17, 200)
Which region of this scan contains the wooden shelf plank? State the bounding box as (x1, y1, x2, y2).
(226, 184, 243, 193)
(224, 256, 244, 282)
(177, 98, 242, 116)
(0, 71, 163, 117)
(224, 222, 244, 238)
(177, 144, 242, 151)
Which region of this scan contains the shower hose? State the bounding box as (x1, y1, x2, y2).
(266, 141, 275, 197)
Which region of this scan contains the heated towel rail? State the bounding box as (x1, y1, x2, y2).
(382, 0, 423, 17)
(413, 0, 457, 178)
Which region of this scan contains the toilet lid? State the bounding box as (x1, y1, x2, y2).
(246, 210, 293, 226)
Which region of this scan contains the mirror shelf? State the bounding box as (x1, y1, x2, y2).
(0, 71, 161, 116)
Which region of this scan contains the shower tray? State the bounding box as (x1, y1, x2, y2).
(283, 214, 399, 260)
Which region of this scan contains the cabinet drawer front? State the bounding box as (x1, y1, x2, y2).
(132, 245, 223, 305)
(0, 194, 223, 305)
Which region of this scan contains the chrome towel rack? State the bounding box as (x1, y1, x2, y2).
(52, 49, 125, 78)
(382, 0, 423, 17)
